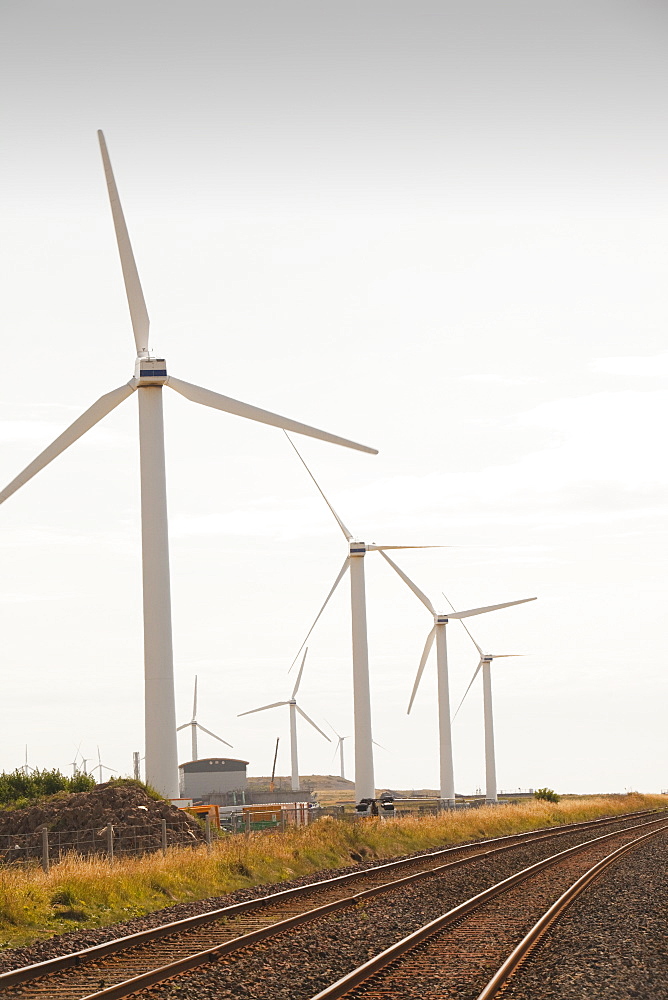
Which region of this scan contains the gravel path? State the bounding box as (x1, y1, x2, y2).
(126, 818, 661, 999)
(500, 828, 668, 1000)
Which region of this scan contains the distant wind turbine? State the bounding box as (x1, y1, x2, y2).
(449, 596, 524, 804)
(238, 649, 330, 792)
(21, 745, 34, 776)
(326, 721, 350, 780)
(285, 433, 434, 803)
(177, 675, 232, 761)
(0, 132, 377, 799)
(378, 549, 535, 806)
(95, 746, 117, 783)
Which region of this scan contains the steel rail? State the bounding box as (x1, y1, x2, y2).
(307, 816, 668, 1000)
(474, 822, 668, 999)
(0, 808, 662, 999)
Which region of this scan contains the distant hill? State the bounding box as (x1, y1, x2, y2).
(248, 774, 354, 792)
(247, 775, 442, 798)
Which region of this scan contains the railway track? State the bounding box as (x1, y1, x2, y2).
(0, 808, 663, 1000)
(309, 816, 668, 1000)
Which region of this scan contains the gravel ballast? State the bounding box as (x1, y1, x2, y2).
(500, 828, 668, 1000)
(115, 817, 665, 999)
(0, 812, 661, 992)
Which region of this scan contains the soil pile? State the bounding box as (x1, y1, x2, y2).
(0, 782, 205, 856)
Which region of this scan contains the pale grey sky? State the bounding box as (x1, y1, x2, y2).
(0, 2, 666, 793)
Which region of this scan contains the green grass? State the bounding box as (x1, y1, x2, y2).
(0, 792, 664, 949)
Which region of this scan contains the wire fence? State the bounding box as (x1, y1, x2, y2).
(0, 821, 202, 870)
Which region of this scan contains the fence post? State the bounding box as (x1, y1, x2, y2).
(245, 811, 251, 837)
(41, 828, 50, 874)
(205, 816, 212, 852)
(106, 823, 114, 864)
(161, 819, 167, 856)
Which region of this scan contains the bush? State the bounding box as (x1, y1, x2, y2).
(534, 787, 560, 803)
(0, 768, 96, 807)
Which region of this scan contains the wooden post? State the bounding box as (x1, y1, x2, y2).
(106, 823, 114, 864)
(161, 819, 167, 856)
(41, 828, 50, 874)
(205, 816, 212, 852)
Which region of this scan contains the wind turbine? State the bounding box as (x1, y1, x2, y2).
(378, 549, 535, 807)
(238, 649, 330, 792)
(449, 601, 523, 804)
(326, 721, 350, 780)
(70, 744, 82, 777)
(21, 746, 34, 776)
(285, 433, 433, 803)
(0, 133, 377, 799)
(94, 746, 117, 783)
(177, 675, 232, 761)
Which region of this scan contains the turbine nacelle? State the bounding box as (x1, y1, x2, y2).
(135, 357, 168, 383)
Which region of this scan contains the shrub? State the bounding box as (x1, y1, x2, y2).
(534, 787, 560, 803)
(0, 768, 96, 808)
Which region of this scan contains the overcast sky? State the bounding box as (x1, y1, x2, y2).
(1, 2, 666, 795)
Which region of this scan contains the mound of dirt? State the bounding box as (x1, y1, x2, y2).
(0, 782, 205, 853)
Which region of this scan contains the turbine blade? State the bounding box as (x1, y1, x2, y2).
(167, 377, 377, 455)
(176, 724, 189, 732)
(492, 654, 524, 659)
(238, 701, 288, 717)
(196, 723, 233, 748)
(98, 131, 150, 356)
(442, 592, 483, 655)
(295, 705, 331, 741)
(377, 550, 435, 614)
(446, 597, 537, 621)
(288, 557, 350, 672)
(291, 648, 308, 699)
(369, 545, 445, 550)
(0, 383, 136, 506)
(372, 740, 388, 751)
(283, 431, 353, 540)
(451, 660, 484, 723)
(407, 626, 437, 714)
(192, 675, 198, 722)
(324, 718, 342, 740)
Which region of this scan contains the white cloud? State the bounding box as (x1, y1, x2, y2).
(459, 373, 540, 385)
(591, 352, 668, 377)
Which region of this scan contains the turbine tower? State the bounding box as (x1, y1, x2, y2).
(177, 675, 232, 761)
(285, 433, 432, 803)
(327, 722, 350, 780)
(0, 133, 377, 799)
(450, 605, 523, 804)
(378, 549, 535, 807)
(238, 649, 330, 791)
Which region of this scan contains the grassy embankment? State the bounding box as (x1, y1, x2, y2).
(0, 792, 664, 948)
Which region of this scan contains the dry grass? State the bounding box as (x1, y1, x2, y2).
(0, 792, 664, 948)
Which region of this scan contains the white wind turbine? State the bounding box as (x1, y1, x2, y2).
(378, 549, 535, 806)
(238, 649, 330, 792)
(177, 675, 232, 761)
(326, 722, 350, 780)
(95, 746, 117, 783)
(285, 433, 435, 803)
(21, 746, 35, 776)
(0, 133, 377, 799)
(449, 602, 524, 804)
